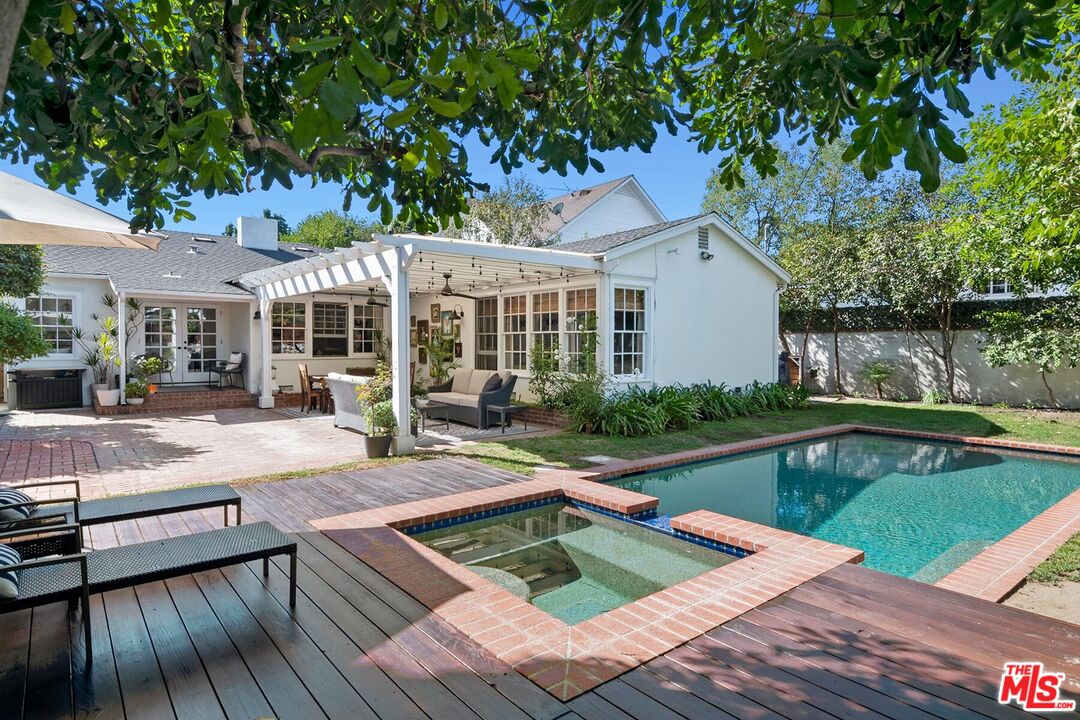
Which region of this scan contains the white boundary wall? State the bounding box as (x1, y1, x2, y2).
(789, 330, 1080, 409)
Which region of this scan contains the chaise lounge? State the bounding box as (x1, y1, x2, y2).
(0, 520, 297, 657)
(427, 369, 518, 428)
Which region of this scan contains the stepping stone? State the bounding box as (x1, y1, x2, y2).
(580, 455, 622, 464)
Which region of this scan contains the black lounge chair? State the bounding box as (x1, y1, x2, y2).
(209, 352, 245, 390)
(4, 480, 242, 554)
(0, 521, 297, 657)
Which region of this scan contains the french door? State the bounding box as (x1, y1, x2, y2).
(144, 304, 221, 384)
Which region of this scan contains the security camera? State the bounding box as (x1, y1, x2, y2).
(700, 251, 715, 261)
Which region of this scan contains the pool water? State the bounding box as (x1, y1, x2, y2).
(611, 433, 1080, 581)
(413, 504, 733, 624)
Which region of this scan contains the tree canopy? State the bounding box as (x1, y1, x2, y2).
(445, 175, 551, 246)
(283, 210, 384, 248)
(0, 244, 48, 366)
(2, 0, 1069, 232)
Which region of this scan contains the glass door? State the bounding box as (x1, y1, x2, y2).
(182, 306, 219, 383)
(144, 305, 178, 378)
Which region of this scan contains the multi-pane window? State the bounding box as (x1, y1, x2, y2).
(271, 302, 306, 354)
(25, 296, 73, 355)
(612, 287, 646, 376)
(988, 278, 1013, 295)
(475, 297, 498, 370)
(503, 295, 527, 370)
(531, 291, 559, 357)
(312, 302, 348, 356)
(352, 304, 384, 354)
(565, 288, 597, 373)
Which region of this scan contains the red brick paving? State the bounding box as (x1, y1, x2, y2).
(315, 481, 862, 700)
(0, 439, 98, 483)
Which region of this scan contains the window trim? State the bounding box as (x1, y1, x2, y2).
(271, 300, 308, 356)
(351, 302, 385, 356)
(24, 293, 77, 358)
(609, 282, 652, 380)
(502, 293, 528, 371)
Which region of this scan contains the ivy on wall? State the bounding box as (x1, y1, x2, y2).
(782, 297, 1068, 334)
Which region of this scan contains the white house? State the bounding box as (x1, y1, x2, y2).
(7, 176, 789, 449)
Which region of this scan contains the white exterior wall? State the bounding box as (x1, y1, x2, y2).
(790, 330, 1080, 409)
(553, 186, 664, 245)
(607, 225, 781, 390)
(6, 275, 114, 406)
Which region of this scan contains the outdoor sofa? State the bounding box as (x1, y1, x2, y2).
(427, 369, 518, 428)
(0, 520, 297, 657)
(326, 372, 372, 433)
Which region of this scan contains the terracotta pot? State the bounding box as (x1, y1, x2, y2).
(147, 383, 158, 394)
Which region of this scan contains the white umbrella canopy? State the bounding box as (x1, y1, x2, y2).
(0, 171, 161, 250)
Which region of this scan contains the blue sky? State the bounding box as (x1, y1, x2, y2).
(1, 71, 1021, 235)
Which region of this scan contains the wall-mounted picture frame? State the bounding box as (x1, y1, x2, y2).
(417, 320, 429, 345)
(430, 304, 441, 324)
(418, 347, 428, 364)
(410, 315, 416, 327)
(452, 323, 461, 339)
(441, 310, 453, 336)
(409, 329, 418, 347)
(454, 341, 463, 359)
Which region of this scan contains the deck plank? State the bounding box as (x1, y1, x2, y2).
(0, 608, 30, 720)
(103, 587, 175, 720)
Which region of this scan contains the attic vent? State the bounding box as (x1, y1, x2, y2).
(192, 236, 217, 243)
(292, 246, 315, 252)
(578, 188, 591, 196)
(162, 271, 182, 279)
(187, 245, 204, 255)
(697, 226, 709, 251)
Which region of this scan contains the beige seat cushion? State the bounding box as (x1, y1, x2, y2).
(428, 392, 477, 407)
(468, 371, 495, 396)
(450, 369, 473, 393)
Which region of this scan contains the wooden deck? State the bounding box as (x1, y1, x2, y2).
(2, 458, 1078, 719)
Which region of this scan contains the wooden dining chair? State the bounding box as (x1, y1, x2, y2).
(298, 364, 326, 413)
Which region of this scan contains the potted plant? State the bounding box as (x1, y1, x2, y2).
(365, 400, 397, 457)
(72, 316, 122, 405)
(125, 381, 149, 405)
(131, 354, 164, 393)
(413, 383, 429, 408)
(422, 336, 460, 385)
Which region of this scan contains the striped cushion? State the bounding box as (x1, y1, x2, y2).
(0, 487, 36, 527)
(0, 543, 20, 600)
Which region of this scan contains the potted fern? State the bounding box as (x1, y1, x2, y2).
(124, 380, 149, 405)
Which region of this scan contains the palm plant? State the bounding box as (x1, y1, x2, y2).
(423, 336, 460, 385)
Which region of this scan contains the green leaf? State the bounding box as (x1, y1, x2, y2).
(385, 78, 414, 97)
(182, 93, 205, 108)
(401, 147, 422, 172)
(289, 36, 343, 53)
(428, 42, 449, 74)
(434, 2, 449, 30)
(935, 126, 967, 163)
(29, 38, 53, 68)
(319, 80, 356, 122)
(427, 128, 451, 155)
(424, 97, 463, 118)
(59, 3, 77, 34)
(80, 28, 113, 60)
(505, 47, 538, 71)
(336, 62, 364, 101)
(351, 41, 390, 86)
(384, 106, 418, 128)
(297, 62, 333, 98)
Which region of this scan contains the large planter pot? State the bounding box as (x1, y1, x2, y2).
(364, 434, 393, 458)
(96, 388, 121, 407)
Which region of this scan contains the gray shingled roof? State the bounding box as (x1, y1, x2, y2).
(555, 214, 710, 255)
(539, 176, 632, 238)
(44, 231, 324, 296)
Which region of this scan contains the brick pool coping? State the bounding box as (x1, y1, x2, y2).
(313, 477, 862, 700)
(571, 423, 1080, 603)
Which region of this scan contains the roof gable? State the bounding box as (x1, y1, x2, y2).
(541, 176, 665, 242)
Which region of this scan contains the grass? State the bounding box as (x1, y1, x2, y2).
(466, 398, 1080, 471)
(1027, 532, 1080, 585)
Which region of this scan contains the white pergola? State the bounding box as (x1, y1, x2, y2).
(237, 235, 602, 454)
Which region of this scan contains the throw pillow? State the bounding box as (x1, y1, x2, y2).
(0, 543, 21, 600)
(0, 487, 35, 526)
(481, 375, 503, 393)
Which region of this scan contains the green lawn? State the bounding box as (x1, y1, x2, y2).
(450, 399, 1080, 474)
(1027, 532, 1080, 584)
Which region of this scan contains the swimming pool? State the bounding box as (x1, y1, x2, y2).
(609, 432, 1080, 581)
(413, 503, 733, 624)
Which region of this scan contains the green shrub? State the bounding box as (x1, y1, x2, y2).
(597, 395, 666, 436)
(528, 340, 562, 408)
(558, 373, 607, 434)
(921, 388, 947, 405)
(860, 360, 895, 399)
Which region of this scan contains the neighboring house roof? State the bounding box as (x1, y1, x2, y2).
(556, 214, 711, 254)
(541, 175, 665, 241)
(44, 231, 323, 297)
(558, 212, 790, 283)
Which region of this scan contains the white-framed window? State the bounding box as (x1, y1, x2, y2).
(271, 301, 306, 354)
(352, 304, 384, 354)
(531, 291, 559, 357)
(25, 295, 74, 355)
(475, 297, 498, 370)
(565, 288, 597, 373)
(988, 278, 1012, 295)
(612, 287, 647, 376)
(312, 302, 348, 356)
(503, 294, 527, 370)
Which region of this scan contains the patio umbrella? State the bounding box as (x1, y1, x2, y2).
(0, 171, 161, 250)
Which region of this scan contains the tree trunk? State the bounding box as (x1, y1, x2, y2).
(832, 306, 843, 396)
(800, 322, 811, 386)
(1041, 371, 1058, 409)
(0, 0, 30, 109)
(940, 304, 957, 403)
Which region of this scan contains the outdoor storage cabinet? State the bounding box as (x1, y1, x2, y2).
(9, 369, 84, 410)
